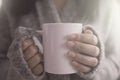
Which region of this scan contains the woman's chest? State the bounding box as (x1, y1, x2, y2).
(18, 13, 41, 30)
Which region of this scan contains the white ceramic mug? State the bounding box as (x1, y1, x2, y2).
(42, 23, 82, 74)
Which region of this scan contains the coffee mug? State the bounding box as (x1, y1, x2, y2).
(42, 23, 82, 74)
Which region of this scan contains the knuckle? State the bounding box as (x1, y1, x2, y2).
(75, 42, 84, 52)
(33, 54, 42, 62)
(32, 64, 44, 75)
(30, 45, 39, 53)
(75, 53, 81, 61)
(22, 39, 34, 50)
(27, 54, 41, 69)
(67, 41, 75, 49)
(23, 45, 39, 60)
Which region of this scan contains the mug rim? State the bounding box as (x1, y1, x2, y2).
(42, 23, 82, 27)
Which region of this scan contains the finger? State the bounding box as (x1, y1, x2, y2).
(67, 41, 100, 57)
(67, 34, 98, 45)
(68, 52, 98, 67)
(32, 64, 44, 76)
(71, 61, 91, 73)
(22, 39, 34, 50)
(23, 45, 39, 60)
(27, 54, 42, 69)
(84, 30, 93, 34)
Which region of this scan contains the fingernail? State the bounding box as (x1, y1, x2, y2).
(68, 52, 76, 57)
(67, 41, 75, 48)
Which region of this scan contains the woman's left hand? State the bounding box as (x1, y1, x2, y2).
(66, 29, 100, 73)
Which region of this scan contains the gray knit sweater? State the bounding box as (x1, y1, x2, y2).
(0, 0, 120, 80)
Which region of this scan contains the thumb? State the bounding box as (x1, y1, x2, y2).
(84, 29, 93, 34)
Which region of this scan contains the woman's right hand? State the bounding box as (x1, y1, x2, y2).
(22, 38, 44, 76)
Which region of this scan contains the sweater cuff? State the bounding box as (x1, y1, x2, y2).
(76, 25, 105, 79)
(7, 27, 45, 80)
